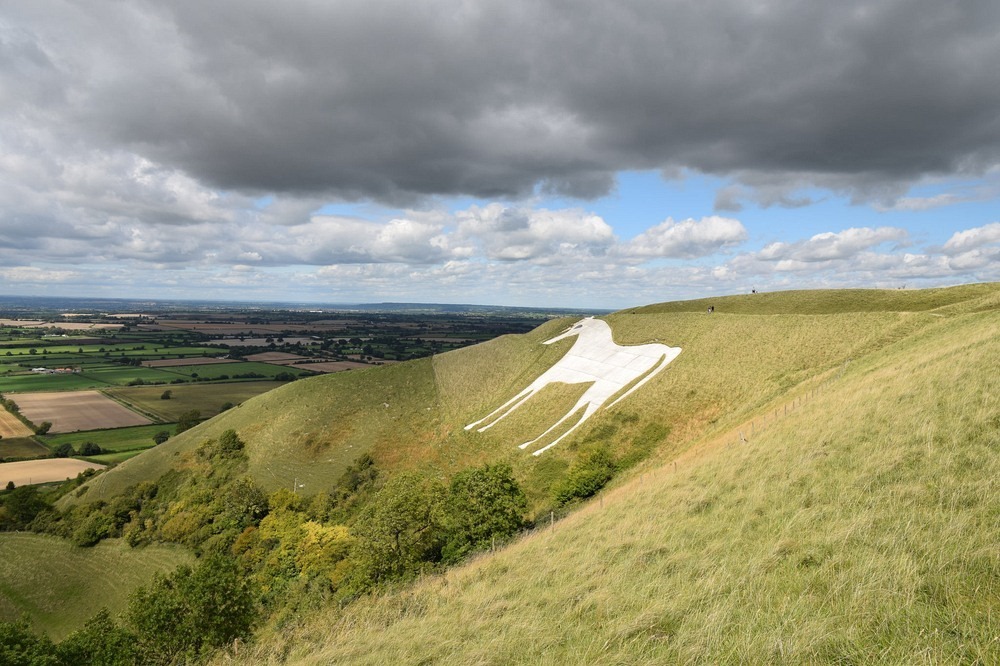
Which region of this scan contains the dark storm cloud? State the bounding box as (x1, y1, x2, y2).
(4, 0, 1000, 203)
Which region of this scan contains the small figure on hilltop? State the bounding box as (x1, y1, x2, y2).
(707, 306, 715, 314)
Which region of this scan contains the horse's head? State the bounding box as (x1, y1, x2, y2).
(543, 317, 596, 345)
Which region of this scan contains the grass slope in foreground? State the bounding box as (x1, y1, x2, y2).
(229, 288, 998, 665)
(0, 533, 192, 641)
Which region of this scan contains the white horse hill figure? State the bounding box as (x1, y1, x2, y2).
(465, 317, 681, 456)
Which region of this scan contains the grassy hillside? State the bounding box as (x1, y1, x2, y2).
(226, 286, 999, 664)
(61, 318, 576, 506)
(0, 533, 192, 640)
(64, 285, 999, 518)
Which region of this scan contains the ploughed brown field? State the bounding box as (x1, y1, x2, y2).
(244, 352, 307, 364)
(0, 406, 33, 438)
(286, 361, 372, 373)
(9, 391, 151, 433)
(0, 458, 105, 487)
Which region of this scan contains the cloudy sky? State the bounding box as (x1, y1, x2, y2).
(2, 0, 999, 309)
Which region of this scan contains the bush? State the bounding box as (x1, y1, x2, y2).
(0, 619, 58, 665)
(35, 421, 52, 435)
(160, 390, 172, 400)
(79, 442, 102, 456)
(153, 431, 170, 445)
(127, 554, 257, 663)
(552, 446, 618, 505)
(443, 463, 527, 563)
(53, 442, 75, 458)
(349, 472, 447, 587)
(174, 410, 201, 435)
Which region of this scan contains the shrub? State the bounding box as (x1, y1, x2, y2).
(443, 463, 527, 563)
(79, 442, 102, 456)
(126, 554, 256, 663)
(53, 442, 75, 458)
(552, 446, 618, 505)
(174, 410, 201, 435)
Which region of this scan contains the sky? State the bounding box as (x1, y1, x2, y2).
(1, 0, 999, 310)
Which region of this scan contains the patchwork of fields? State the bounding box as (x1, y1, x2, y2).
(0, 302, 547, 485)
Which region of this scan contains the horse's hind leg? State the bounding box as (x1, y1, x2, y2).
(465, 387, 535, 432)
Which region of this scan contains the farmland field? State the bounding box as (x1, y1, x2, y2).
(0, 438, 49, 460)
(0, 533, 192, 639)
(245, 351, 307, 363)
(0, 404, 32, 438)
(9, 390, 152, 432)
(0, 373, 107, 393)
(106, 381, 287, 421)
(142, 357, 238, 367)
(287, 360, 371, 372)
(162, 360, 312, 380)
(0, 458, 104, 487)
(43, 423, 173, 453)
(79, 366, 184, 385)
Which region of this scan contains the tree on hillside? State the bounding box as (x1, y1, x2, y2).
(174, 410, 201, 435)
(0, 485, 50, 530)
(443, 463, 527, 563)
(350, 472, 447, 587)
(127, 554, 257, 664)
(0, 619, 57, 665)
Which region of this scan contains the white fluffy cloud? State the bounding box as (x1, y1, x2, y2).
(455, 204, 615, 261)
(940, 222, 1000, 254)
(620, 216, 747, 259)
(756, 227, 908, 263)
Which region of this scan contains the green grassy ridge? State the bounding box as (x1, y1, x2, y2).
(62, 285, 998, 513)
(631, 282, 1000, 315)
(0, 533, 193, 640)
(230, 302, 1000, 665)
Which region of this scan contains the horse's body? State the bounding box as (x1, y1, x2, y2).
(465, 317, 681, 455)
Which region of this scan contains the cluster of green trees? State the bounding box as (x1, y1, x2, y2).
(51, 441, 102, 458)
(2, 430, 532, 663)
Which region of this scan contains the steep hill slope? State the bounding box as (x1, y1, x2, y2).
(228, 287, 1000, 664)
(64, 284, 999, 518)
(0, 534, 192, 640)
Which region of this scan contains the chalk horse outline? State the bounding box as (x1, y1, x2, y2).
(465, 317, 681, 456)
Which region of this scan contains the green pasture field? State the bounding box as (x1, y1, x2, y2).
(0, 373, 108, 393)
(79, 366, 185, 386)
(105, 381, 287, 422)
(162, 361, 311, 380)
(83, 449, 143, 465)
(42, 423, 174, 453)
(0, 437, 49, 460)
(0, 533, 193, 640)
